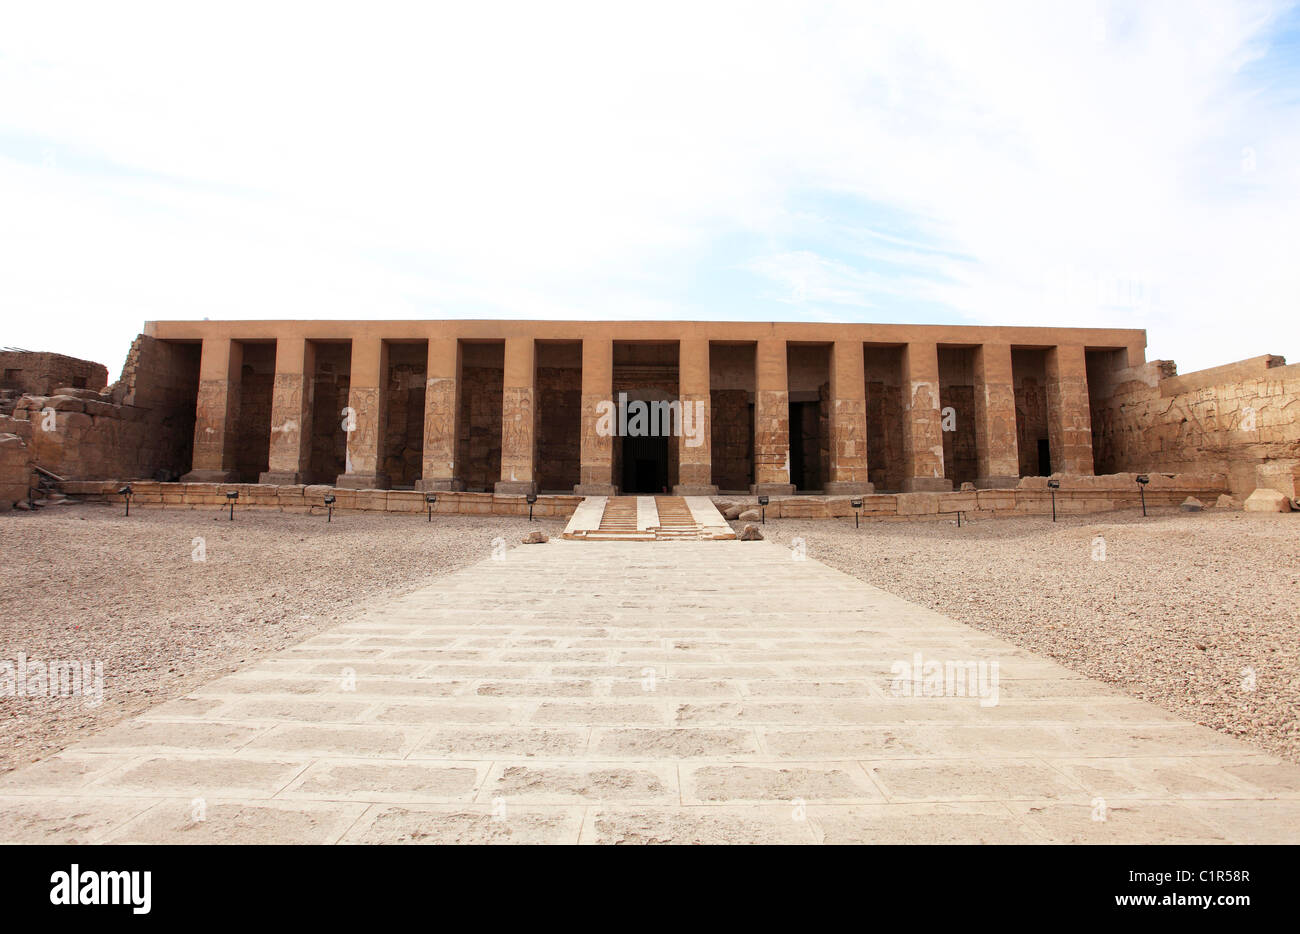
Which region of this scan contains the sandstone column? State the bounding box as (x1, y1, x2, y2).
(751, 338, 795, 495)
(1045, 344, 1095, 475)
(825, 340, 873, 494)
(901, 341, 951, 492)
(416, 337, 464, 491)
(673, 338, 717, 495)
(575, 337, 616, 495)
(260, 337, 315, 485)
(182, 336, 242, 482)
(496, 337, 537, 494)
(972, 342, 1020, 488)
(335, 337, 390, 489)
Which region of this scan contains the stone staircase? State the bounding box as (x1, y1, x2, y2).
(563, 495, 735, 541)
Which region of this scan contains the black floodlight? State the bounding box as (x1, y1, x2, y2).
(850, 497, 863, 529)
(525, 491, 538, 522)
(757, 494, 769, 525)
(425, 492, 437, 522)
(324, 493, 336, 523)
(225, 489, 238, 520)
(118, 484, 133, 517)
(1046, 479, 1060, 522)
(1136, 475, 1149, 517)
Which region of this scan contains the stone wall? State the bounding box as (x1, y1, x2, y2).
(0, 351, 108, 397)
(0, 415, 35, 509)
(1089, 354, 1300, 495)
(6, 335, 202, 483)
(59, 480, 583, 519)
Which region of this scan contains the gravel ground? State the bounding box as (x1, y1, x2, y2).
(0, 502, 561, 773)
(740, 508, 1300, 763)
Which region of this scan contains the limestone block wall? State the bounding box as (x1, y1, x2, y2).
(0, 415, 35, 509)
(0, 351, 108, 397)
(7, 334, 202, 482)
(1089, 354, 1300, 495)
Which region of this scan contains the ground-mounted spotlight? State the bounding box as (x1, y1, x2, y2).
(425, 493, 437, 522)
(118, 484, 133, 517)
(757, 494, 769, 525)
(526, 492, 537, 522)
(324, 493, 336, 523)
(1046, 479, 1060, 522)
(1136, 474, 1150, 517)
(225, 489, 238, 521)
(850, 497, 863, 529)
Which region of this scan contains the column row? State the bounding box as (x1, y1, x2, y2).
(182, 336, 1095, 492)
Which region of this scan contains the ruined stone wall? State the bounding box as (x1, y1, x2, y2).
(4, 336, 201, 483)
(1089, 354, 1300, 495)
(0, 414, 35, 509)
(0, 351, 108, 397)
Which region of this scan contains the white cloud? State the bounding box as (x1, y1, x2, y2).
(1, 0, 1296, 375)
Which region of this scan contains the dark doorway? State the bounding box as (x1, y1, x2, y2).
(621, 434, 669, 493)
(788, 400, 822, 491)
(1037, 438, 1052, 476)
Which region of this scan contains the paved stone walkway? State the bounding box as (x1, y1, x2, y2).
(2, 540, 1298, 843)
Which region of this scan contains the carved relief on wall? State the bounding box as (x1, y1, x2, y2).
(754, 389, 790, 482)
(499, 386, 535, 480)
(831, 397, 868, 480)
(192, 378, 236, 469)
(267, 372, 305, 471)
(423, 376, 458, 476)
(345, 386, 380, 474)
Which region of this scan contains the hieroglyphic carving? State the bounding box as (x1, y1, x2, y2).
(266, 371, 309, 475)
(829, 397, 869, 483)
(754, 388, 790, 485)
(344, 386, 381, 476)
(191, 378, 239, 472)
(499, 386, 536, 484)
(903, 379, 945, 481)
(422, 376, 458, 480)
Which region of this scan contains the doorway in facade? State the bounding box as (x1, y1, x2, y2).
(620, 433, 669, 493)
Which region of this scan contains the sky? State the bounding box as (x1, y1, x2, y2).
(1, 1, 1298, 378)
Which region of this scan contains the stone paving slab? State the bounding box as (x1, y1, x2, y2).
(3, 540, 1299, 844)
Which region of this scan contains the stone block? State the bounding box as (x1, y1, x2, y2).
(1243, 488, 1292, 512)
(895, 493, 939, 516)
(937, 492, 977, 512)
(976, 489, 1015, 511)
(1180, 496, 1204, 512)
(1256, 461, 1300, 500)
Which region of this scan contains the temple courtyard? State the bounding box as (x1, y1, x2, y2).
(0, 504, 1297, 843)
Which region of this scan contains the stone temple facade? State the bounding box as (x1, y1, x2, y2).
(139, 319, 1147, 496)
